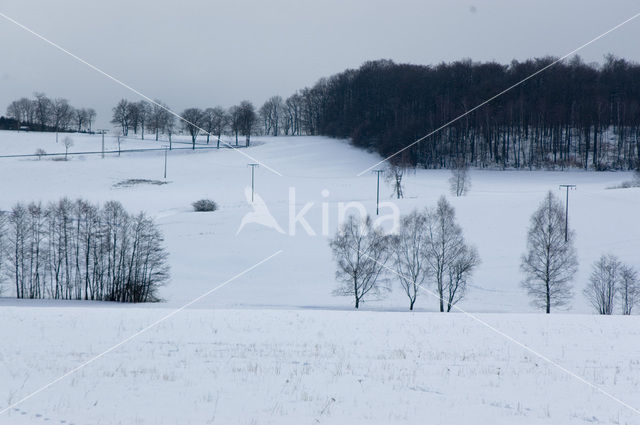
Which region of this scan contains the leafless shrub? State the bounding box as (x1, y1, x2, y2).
(113, 179, 168, 188)
(192, 199, 218, 212)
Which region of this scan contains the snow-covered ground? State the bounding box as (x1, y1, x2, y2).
(0, 130, 639, 424)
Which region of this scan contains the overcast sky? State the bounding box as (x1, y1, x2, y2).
(2, 0, 640, 129)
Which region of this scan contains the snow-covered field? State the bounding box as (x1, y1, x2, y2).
(0, 130, 639, 424)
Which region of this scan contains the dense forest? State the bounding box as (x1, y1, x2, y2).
(7, 56, 640, 171)
(271, 55, 640, 170)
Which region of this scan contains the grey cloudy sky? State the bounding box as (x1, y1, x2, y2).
(1, 0, 639, 128)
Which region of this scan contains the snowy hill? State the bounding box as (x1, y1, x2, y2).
(0, 130, 639, 424)
(0, 130, 637, 313)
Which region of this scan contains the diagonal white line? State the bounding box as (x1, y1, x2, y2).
(0, 249, 283, 416)
(0, 11, 283, 177)
(357, 11, 640, 176)
(355, 246, 640, 416)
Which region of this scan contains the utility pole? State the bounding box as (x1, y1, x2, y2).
(559, 184, 576, 242)
(117, 135, 121, 156)
(373, 169, 384, 215)
(248, 163, 259, 202)
(163, 146, 168, 179)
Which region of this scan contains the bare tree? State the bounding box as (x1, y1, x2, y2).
(229, 106, 241, 146)
(259, 96, 285, 136)
(330, 215, 390, 308)
(111, 99, 131, 136)
(445, 245, 480, 311)
(584, 255, 620, 315)
(181, 108, 204, 149)
(0, 211, 5, 295)
(237, 101, 257, 146)
(127, 102, 140, 135)
(195, 107, 228, 147)
(147, 100, 172, 141)
(619, 263, 639, 315)
(285, 93, 303, 135)
(6, 97, 35, 124)
(391, 210, 430, 310)
(33, 92, 53, 131)
(74, 108, 88, 132)
(202, 107, 216, 144)
(137, 101, 150, 139)
(7, 204, 28, 298)
(51, 98, 73, 133)
(63, 136, 74, 160)
(521, 191, 578, 313)
(449, 159, 471, 197)
(86, 108, 96, 132)
(35, 148, 47, 160)
(211, 107, 228, 148)
(425, 196, 478, 312)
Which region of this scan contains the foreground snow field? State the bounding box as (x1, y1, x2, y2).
(0, 130, 639, 424)
(1, 307, 640, 425)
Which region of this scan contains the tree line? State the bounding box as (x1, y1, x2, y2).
(331, 191, 640, 314)
(112, 93, 327, 145)
(274, 55, 640, 170)
(5, 93, 96, 133)
(0, 198, 169, 303)
(110, 99, 260, 149)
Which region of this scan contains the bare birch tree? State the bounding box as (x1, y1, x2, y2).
(425, 196, 479, 312)
(619, 263, 639, 315)
(330, 215, 390, 308)
(449, 159, 471, 197)
(584, 254, 619, 315)
(391, 210, 430, 310)
(444, 244, 480, 312)
(521, 191, 577, 313)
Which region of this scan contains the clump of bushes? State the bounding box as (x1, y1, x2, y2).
(0, 198, 169, 303)
(192, 199, 218, 212)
